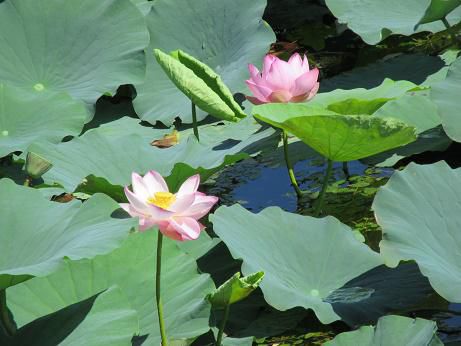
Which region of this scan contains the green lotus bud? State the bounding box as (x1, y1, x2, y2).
(207, 271, 264, 309)
(25, 152, 52, 179)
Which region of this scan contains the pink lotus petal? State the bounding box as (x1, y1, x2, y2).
(262, 54, 277, 76)
(169, 193, 196, 213)
(169, 217, 202, 241)
(177, 174, 200, 196)
(131, 172, 149, 201)
(181, 195, 219, 219)
(246, 80, 272, 103)
(291, 68, 319, 98)
(265, 58, 298, 90)
(143, 170, 169, 194)
(246, 95, 267, 105)
(124, 186, 150, 213)
(158, 221, 183, 241)
(124, 187, 174, 220)
(246, 53, 319, 106)
(120, 203, 145, 218)
(268, 90, 293, 103)
(302, 55, 310, 72)
(288, 53, 303, 70)
(290, 92, 311, 103)
(307, 82, 320, 101)
(138, 218, 158, 232)
(248, 64, 262, 81)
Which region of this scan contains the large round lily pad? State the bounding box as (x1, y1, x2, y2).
(431, 56, 461, 142)
(0, 84, 88, 157)
(8, 231, 215, 346)
(133, 0, 275, 125)
(210, 204, 383, 324)
(325, 315, 442, 346)
(0, 178, 136, 289)
(373, 161, 461, 302)
(253, 103, 416, 162)
(0, 0, 149, 106)
(324, 0, 461, 44)
(0, 287, 138, 346)
(31, 117, 276, 192)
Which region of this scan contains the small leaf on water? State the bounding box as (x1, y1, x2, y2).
(151, 130, 180, 148)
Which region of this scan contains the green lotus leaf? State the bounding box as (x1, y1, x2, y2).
(154, 49, 246, 122)
(325, 315, 442, 346)
(253, 103, 416, 162)
(431, 56, 461, 142)
(8, 231, 215, 346)
(374, 90, 441, 134)
(1, 287, 137, 346)
(417, 0, 461, 25)
(130, 0, 153, 16)
(328, 263, 434, 326)
(364, 90, 446, 166)
(313, 79, 417, 111)
(0, 179, 136, 289)
(208, 272, 264, 309)
(373, 161, 461, 302)
(30, 116, 276, 192)
(133, 0, 275, 125)
(0, 84, 88, 157)
(324, 0, 461, 44)
(210, 204, 383, 324)
(0, 0, 149, 107)
(177, 231, 221, 260)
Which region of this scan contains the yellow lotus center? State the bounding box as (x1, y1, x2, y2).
(147, 191, 176, 209)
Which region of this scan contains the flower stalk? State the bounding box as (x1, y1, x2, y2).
(215, 303, 230, 346)
(282, 131, 302, 197)
(0, 289, 16, 337)
(191, 102, 200, 141)
(314, 159, 333, 216)
(156, 232, 168, 346)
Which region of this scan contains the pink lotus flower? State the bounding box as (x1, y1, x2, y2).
(246, 53, 319, 104)
(120, 171, 218, 241)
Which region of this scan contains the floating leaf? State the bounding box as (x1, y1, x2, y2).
(210, 205, 383, 324)
(133, 0, 275, 125)
(417, 0, 461, 25)
(0, 179, 136, 289)
(0, 84, 88, 157)
(1, 287, 137, 346)
(208, 272, 264, 309)
(325, 315, 442, 346)
(373, 161, 461, 302)
(8, 231, 214, 346)
(31, 117, 276, 192)
(253, 103, 416, 162)
(431, 56, 461, 142)
(0, 0, 149, 106)
(155, 49, 246, 122)
(324, 0, 461, 44)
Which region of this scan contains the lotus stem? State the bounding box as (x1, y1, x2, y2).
(155, 232, 168, 346)
(282, 131, 303, 198)
(215, 303, 230, 346)
(0, 289, 16, 337)
(442, 17, 457, 44)
(342, 162, 350, 179)
(314, 159, 334, 217)
(191, 102, 200, 141)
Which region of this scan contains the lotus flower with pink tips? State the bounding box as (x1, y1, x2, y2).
(120, 171, 218, 241)
(246, 53, 319, 104)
